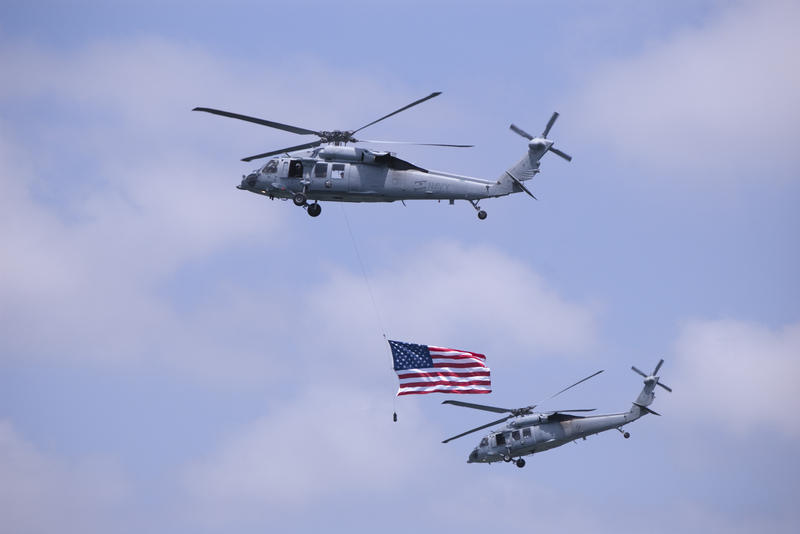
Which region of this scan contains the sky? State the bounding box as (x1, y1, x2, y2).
(1, 0, 798, 532)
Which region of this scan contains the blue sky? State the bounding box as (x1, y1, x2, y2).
(1, 1, 798, 532)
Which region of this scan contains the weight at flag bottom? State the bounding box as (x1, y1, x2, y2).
(388, 340, 491, 395)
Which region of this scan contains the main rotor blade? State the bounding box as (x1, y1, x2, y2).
(351, 92, 442, 135)
(193, 107, 319, 136)
(442, 415, 512, 443)
(545, 370, 604, 402)
(509, 123, 534, 140)
(542, 112, 559, 138)
(549, 147, 573, 162)
(653, 359, 664, 375)
(442, 399, 511, 414)
(358, 139, 474, 148)
(631, 365, 648, 378)
(550, 409, 597, 413)
(241, 140, 322, 162)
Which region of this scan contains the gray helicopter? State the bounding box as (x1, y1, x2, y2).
(193, 92, 571, 218)
(442, 360, 671, 468)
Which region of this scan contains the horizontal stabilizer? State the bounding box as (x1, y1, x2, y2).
(634, 403, 661, 416)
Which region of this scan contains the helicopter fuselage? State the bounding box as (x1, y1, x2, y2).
(238, 146, 515, 205)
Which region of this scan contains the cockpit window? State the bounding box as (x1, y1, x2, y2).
(479, 437, 488, 447)
(262, 160, 278, 174)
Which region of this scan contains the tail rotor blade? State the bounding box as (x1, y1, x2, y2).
(510, 124, 534, 140)
(542, 112, 559, 138)
(653, 359, 664, 375)
(549, 147, 572, 162)
(657, 381, 672, 392)
(631, 366, 648, 378)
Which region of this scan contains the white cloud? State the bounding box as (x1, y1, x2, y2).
(574, 0, 800, 183)
(672, 318, 800, 436)
(308, 241, 598, 360)
(180, 387, 439, 525)
(0, 420, 129, 534)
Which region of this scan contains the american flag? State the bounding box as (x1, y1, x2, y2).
(389, 340, 491, 396)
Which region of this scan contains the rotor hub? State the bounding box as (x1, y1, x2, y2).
(319, 130, 355, 144)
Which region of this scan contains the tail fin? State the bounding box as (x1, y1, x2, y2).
(631, 359, 671, 414)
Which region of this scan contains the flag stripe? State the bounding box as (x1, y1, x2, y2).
(398, 380, 491, 388)
(432, 362, 485, 369)
(396, 370, 490, 379)
(398, 377, 490, 386)
(429, 354, 484, 360)
(397, 387, 491, 396)
(429, 346, 485, 357)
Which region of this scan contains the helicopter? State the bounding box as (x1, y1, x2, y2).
(442, 360, 671, 468)
(193, 92, 571, 219)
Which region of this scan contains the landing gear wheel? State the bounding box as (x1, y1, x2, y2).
(623, 431, 630, 439)
(293, 192, 307, 206)
(307, 203, 322, 217)
(477, 210, 487, 220)
(515, 458, 526, 468)
(503, 455, 511, 463)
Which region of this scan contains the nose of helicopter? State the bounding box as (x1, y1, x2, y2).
(468, 449, 478, 463)
(239, 172, 258, 190)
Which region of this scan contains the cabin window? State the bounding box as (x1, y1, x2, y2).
(314, 162, 328, 178)
(288, 160, 304, 178)
(523, 428, 531, 438)
(262, 160, 278, 174)
(495, 433, 506, 446)
(479, 437, 488, 447)
(512, 430, 521, 441)
(331, 163, 345, 179)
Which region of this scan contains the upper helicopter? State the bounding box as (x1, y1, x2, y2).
(193, 92, 571, 219)
(442, 360, 671, 468)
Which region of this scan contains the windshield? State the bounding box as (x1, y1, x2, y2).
(262, 159, 278, 174)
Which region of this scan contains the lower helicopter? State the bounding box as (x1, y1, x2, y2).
(442, 360, 671, 467)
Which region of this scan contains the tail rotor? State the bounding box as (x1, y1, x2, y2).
(632, 359, 672, 392)
(510, 111, 573, 162)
